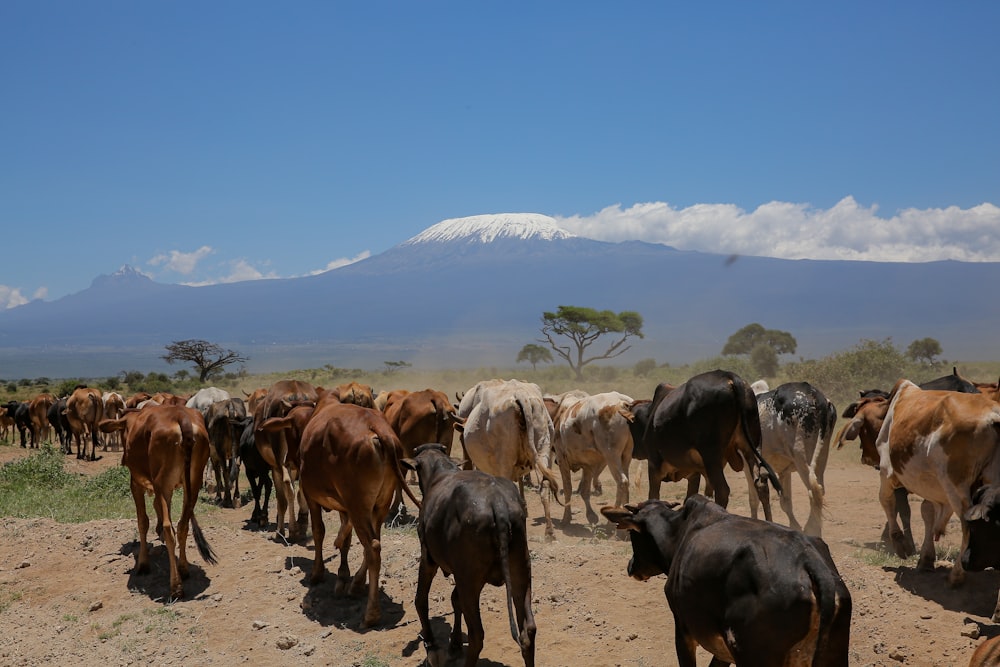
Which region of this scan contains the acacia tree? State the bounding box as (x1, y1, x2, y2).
(539, 305, 644, 380)
(906, 337, 942, 365)
(516, 343, 553, 371)
(162, 339, 248, 383)
(722, 323, 796, 378)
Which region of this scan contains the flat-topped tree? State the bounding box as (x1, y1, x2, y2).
(539, 305, 644, 380)
(162, 339, 248, 383)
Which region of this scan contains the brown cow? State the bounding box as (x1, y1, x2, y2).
(99, 405, 217, 600)
(102, 391, 126, 451)
(65, 387, 104, 460)
(868, 380, 1000, 591)
(288, 401, 417, 626)
(125, 392, 153, 409)
(969, 634, 1000, 667)
(382, 388, 463, 519)
(252, 379, 318, 541)
(383, 388, 462, 458)
(28, 393, 55, 447)
(332, 382, 376, 408)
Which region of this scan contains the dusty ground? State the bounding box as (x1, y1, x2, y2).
(1, 440, 998, 667)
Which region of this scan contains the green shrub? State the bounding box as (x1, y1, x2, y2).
(0, 445, 75, 489)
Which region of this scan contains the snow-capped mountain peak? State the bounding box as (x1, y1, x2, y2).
(402, 213, 576, 245)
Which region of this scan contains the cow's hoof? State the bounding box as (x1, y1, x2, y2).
(424, 647, 449, 667)
(362, 608, 381, 628)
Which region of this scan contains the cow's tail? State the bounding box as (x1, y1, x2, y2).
(733, 376, 783, 498)
(804, 545, 851, 665)
(376, 429, 422, 510)
(495, 505, 521, 645)
(180, 415, 218, 565)
(515, 397, 562, 504)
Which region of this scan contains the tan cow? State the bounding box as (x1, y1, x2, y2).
(65, 387, 104, 460)
(548, 390, 634, 526)
(100, 405, 217, 599)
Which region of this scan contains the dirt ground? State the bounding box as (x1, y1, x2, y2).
(1, 440, 998, 667)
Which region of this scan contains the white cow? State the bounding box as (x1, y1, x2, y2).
(457, 379, 560, 539)
(747, 381, 836, 536)
(185, 387, 231, 414)
(548, 390, 635, 526)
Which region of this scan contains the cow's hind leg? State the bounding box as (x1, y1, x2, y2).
(559, 462, 573, 526)
(580, 468, 599, 525)
(354, 521, 382, 627)
(307, 499, 327, 585)
(154, 492, 182, 600)
(457, 584, 485, 667)
(415, 558, 447, 667)
(131, 479, 151, 575)
(449, 584, 465, 656)
(916, 499, 938, 572)
(332, 512, 354, 595)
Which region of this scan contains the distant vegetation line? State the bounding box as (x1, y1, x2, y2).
(3, 339, 998, 415)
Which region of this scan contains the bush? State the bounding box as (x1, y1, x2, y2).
(0, 445, 75, 489)
(83, 465, 132, 499)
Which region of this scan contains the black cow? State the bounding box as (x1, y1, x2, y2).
(236, 416, 272, 528)
(603, 495, 852, 667)
(960, 484, 1000, 621)
(3, 401, 33, 448)
(47, 397, 72, 454)
(204, 397, 248, 508)
(402, 443, 536, 667)
(636, 370, 781, 519)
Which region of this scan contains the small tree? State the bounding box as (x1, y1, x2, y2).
(383, 360, 412, 375)
(633, 358, 658, 378)
(539, 305, 644, 380)
(517, 344, 553, 371)
(906, 337, 943, 365)
(722, 323, 797, 356)
(162, 339, 248, 383)
(750, 343, 779, 377)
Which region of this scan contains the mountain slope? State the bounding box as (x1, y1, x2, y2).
(0, 215, 996, 377)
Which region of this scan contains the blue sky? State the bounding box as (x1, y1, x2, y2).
(2, 2, 998, 308)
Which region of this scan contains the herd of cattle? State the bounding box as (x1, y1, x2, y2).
(4, 366, 1000, 666)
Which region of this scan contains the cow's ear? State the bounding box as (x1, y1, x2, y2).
(842, 402, 860, 418)
(401, 458, 417, 472)
(601, 506, 642, 532)
(835, 417, 863, 449)
(964, 504, 988, 522)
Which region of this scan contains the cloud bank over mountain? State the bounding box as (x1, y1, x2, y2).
(556, 197, 1000, 262)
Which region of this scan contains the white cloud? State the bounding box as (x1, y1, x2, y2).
(32, 287, 48, 300)
(0, 285, 29, 309)
(181, 259, 279, 287)
(308, 251, 371, 275)
(148, 246, 215, 275)
(555, 197, 1000, 262)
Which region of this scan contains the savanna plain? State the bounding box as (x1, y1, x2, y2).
(2, 362, 1000, 667)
